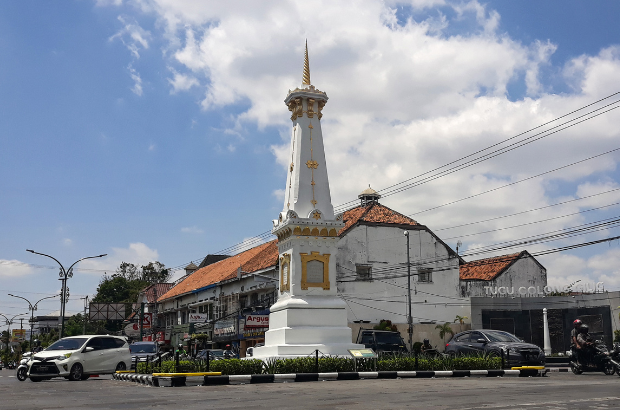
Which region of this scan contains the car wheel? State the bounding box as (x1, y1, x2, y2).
(115, 362, 127, 372)
(16, 367, 28, 381)
(68, 363, 84, 381)
(30, 377, 43, 382)
(447, 351, 456, 358)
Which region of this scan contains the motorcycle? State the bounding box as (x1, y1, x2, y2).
(16, 352, 31, 382)
(569, 340, 620, 376)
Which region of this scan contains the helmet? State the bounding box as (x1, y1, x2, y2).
(423, 339, 430, 345)
(573, 319, 582, 328)
(178, 344, 183, 348)
(579, 324, 589, 334)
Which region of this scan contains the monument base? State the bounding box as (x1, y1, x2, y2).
(251, 295, 364, 359)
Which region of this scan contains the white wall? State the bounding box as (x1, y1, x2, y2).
(337, 225, 470, 325)
(460, 257, 547, 298)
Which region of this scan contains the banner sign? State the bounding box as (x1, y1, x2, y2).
(142, 313, 152, 329)
(89, 303, 126, 320)
(214, 319, 236, 336)
(189, 313, 209, 323)
(245, 314, 269, 329)
(12, 329, 26, 342)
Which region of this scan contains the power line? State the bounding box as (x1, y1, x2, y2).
(409, 146, 620, 216)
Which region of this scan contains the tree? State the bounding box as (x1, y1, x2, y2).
(373, 319, 398, 332)
(140, 261, 171, 284)
(115, 262, 140, 281)
(454, 315, 468, 331)
(435, 322, 454, 344)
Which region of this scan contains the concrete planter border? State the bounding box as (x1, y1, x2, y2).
(114, 368, 547, 387)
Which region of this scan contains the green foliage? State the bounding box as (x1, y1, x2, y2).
(435, 322, 454, 342)
(614, 330, 620, 343)
(63, 314, 107, 336)
(373, 320, 398, 332)
(412, 342, 423, 354)
(135, 355, 500, 375)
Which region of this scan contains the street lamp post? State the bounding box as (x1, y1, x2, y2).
(8, 293, 59, 351)
(0, 313, 29, 354)
(26, 250, 107, 338)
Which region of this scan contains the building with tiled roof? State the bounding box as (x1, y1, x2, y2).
(459, 250, 547, 297)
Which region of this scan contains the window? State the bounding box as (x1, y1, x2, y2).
(356, 264, 372, 281)
(470, 331, 485, 343)
(85, 337, 104, 351)
(418, 268, 433, 283)
(101, 337, 118, 350)
(453, 333, 470, 343)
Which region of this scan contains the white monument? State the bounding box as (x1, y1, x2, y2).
(252, 43, 364, 358)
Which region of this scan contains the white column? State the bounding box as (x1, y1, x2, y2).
(543, 308, 552, 355)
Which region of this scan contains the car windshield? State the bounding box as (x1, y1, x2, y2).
(210, 350, 225, 356)
(484, 331, 521, 343)
(375, 332, 404, 344)
(130, 344, 156, 353)
(46, 338, 88, 351)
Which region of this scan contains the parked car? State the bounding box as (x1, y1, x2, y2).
(26, 335, 131, 382)
(445, 330, 545, 367)
(129, 341, 160, 361)
(356, 329, 408, 355)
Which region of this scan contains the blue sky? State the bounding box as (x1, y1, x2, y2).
(1, 0, 620, 329)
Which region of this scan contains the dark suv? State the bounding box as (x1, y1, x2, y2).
(445, 330, 545, 367)
(357, 330, 408, 354)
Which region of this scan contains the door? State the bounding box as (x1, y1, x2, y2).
(82, 337, 105, 372)
(450, 332, 471, 355)
(467, 331, 488, 354)
(99, 337, 121, 372)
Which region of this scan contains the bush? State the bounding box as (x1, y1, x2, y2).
(136, 355, 501, 375)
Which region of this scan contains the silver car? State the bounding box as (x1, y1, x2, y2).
(27, 335, 131, 382)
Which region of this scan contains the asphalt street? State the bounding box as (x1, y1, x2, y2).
(1, 369, 619, 409)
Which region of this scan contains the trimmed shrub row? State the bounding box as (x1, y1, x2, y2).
(137, 355, 501, 375)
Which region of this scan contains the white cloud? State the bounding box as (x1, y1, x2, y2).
(77, 242, 159, 274)
(148, 143, 156, 151)
(109, 15, 150, 59)
(0, 260, 36, 278)
(543, 247, 620, 290)
(181, 226, 204, 234)
(63, 238, 73, 246)
(168, 69, 199, 93)
(128, 64, 143, 96)
(97, 0, 620, 282)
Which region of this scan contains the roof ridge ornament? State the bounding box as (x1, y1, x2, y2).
(302, 39, 311, 86)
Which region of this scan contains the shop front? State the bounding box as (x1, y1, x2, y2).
(239, 311, 269, 357)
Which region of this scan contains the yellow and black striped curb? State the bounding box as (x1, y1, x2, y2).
(113, 368, 548, 387)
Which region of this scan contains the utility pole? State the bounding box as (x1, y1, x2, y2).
(80, 296, 89, 335)
(139, 302, 145, 341)
(404, 230, 413, 352)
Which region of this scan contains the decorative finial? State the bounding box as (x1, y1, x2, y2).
(302, 40, 311, 86)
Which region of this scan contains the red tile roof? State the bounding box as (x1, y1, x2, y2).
(141, 283, 174, 303)
(158, 240, 279, 302)
(339, 202, 420, 235)
(459, 252, 523, 281)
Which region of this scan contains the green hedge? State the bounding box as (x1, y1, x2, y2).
(136, 355, 501, 375)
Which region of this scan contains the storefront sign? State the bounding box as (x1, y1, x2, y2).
(214, 319, 236, 336)
(124, 323, 140, 337)
(189, 313, 209, 323)
(484, 282, 604, 296)
(245, 314, 269, 329)
(12, 329, 26, 342)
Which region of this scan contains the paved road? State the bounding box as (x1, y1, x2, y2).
(1, 369, 619, 409)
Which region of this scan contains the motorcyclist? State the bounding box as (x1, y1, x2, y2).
(176, 343, 187, 356)
(577, 324, 598, 364)
(571, 319, 583, 364)
(32, 339, 43, 353)
(421, 339, 433, 353)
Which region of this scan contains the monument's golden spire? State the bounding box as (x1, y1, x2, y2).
(302, 40, 311, 86)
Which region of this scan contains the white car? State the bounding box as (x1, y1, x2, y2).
(27, 335, 131, 382)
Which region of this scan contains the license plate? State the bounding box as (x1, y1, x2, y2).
(37, 366, 50, 372)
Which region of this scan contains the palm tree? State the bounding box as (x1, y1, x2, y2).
(454, 315, 468, 332)
(436, 322, 455, 345)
